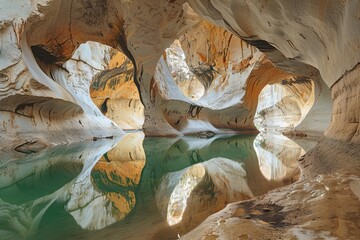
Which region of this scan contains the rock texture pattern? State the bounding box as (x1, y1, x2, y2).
(90, 45, 144, 130)
(149, 28, 313, 135)
(1, 0, 360, 238)
(255, 78, 314, 131)
(0, 0, 333, 143)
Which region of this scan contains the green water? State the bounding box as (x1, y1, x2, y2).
(0, 132, 315, 240)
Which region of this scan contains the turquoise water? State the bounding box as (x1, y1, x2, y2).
(0, 132, 314, 240)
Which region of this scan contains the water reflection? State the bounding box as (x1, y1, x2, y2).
(0, 132, 312, 239)
(146, 134, 302, 235)
(254, 132, 303, 181)
(0, 139, 119, 240)
(67, 133, 145, 231)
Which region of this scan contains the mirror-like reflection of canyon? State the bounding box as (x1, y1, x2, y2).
(0, 132, 318, 240)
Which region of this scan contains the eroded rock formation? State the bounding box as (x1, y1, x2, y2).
(1, 0, 360, 239)
(89, 45, 144, 130)
(255, 77, 314, 131)
(0, 0, 329, 145)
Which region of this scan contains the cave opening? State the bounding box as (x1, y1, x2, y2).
(152, 16, 318, 137)
(31, 40, 145, 131)
(87, 43, 145, 130)
(162, 39, 205, 101)
(254, 76, 315, 132)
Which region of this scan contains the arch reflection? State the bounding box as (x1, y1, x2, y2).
(0, 132, 312, 239)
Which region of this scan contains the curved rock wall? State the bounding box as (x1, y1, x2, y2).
(179, 1, 360, 238)
(187, 0, 358, 139)
(255, 77, 314, 132)
(1, 0, 358, 142)
(0, 1, 124, 151)
(164, 40, 205, 101)
(1, 0, 335, 142)
(90, 47, 144, 130)
(1, 1, 359, 239)
(325, 64, 360, 142)
(146, 19, 311, 135)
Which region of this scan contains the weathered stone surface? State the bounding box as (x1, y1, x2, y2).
(188, 0, 358, 138)
(164, 40, 205, 101)
(0, 0, 338, 141)
(255, 78, 314, 131)
(148, 41, 306, 135)
(90, 46, 144, 130)
(325, 64, 360, 142)
(1, 0, 360, 238)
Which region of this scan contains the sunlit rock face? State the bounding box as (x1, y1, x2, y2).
(0, 0, 356, 140)
(143, 8, 327, 136)
(149, 23, 306, 135)
(0, 0, 188, 149)
(0, 5, 123, 151)
(1, 1, 360, 238)
(187, 0, 359, 138)
(164, 40, 205, 101)
(90, 47, 144, 130)
(1, 0, 332, 140)
(255, 78, 314, 132)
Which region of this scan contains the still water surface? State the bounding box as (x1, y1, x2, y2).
(0, 132, 316, 240)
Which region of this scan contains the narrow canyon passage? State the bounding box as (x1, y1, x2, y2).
(0, 0, 360, 239)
